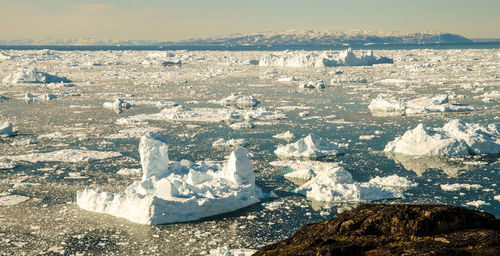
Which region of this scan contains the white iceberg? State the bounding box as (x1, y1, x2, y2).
(295, 165, 403, 203)
(273, 131, 295, 140)
(384, 120, 500, 156)
(299, 80, 325, 90)
(77, 134, 262, 224)
(259, 49, 393, 68)
(275, 134, 343, 159)
(2, 69, 70, 84)
(368, 95, 405, 116)
(0, 122, 17, 137)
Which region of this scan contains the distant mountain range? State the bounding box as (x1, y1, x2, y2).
(0, 30, 473, 46)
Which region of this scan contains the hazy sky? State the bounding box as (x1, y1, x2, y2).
(1, 0, 499, 41)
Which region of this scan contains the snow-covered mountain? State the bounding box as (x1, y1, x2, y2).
(166, 30, 471, 46)
(0, 30, 471, 46)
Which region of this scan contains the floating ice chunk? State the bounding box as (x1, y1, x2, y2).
(24, 93, 57, 101)
(77, 135, 262, 224)
(0, 122, 17, 137)
(229, 122, 255, 130)
(273, 131, 295, 140)
(299, 80, 325, 90)
(464, 200, 490, 208)
(440, 183, 483, 191)
(494, 195, 500, 202)
(211, 93, 260, 108)
(481, 90, 500, 102)
(368, 174, 418, 188)
(359, 135, 376, 140)
(103, 99, 132, 110)
(284, 169, 317, 180)
(2, 69, 70, 84)
(295, 165, 402, 202)
(0, 161, 17, 169)
(275, 134, 343, 159)
(385, 120, 500, 156)
(212, 138, 250, 148)
(368, 95, 405, 116)
(1, 149, 122, 163)
(209, 246, 257, 256)
(0, 195, 30, 206)
(405, 95, 473, 115)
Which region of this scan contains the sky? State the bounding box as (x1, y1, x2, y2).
(0, 0, 499, 41)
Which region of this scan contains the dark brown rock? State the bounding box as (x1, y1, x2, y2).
(253, 204, 500, 256)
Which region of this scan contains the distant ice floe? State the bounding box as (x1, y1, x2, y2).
(25, 92, 58, 101)
(210, 93, 260, 108)
(0, 122, 17, 137)
(440, 183, 483, 191)
(212, 138, 250, 148)
(368, 94, 474, 116)
(464, 200, 490, 208)
(259, 48, 393, 68)
(229, 122, 255, 130)
(273, 131, 295, 141)
(117, 106, 286, 124)
(2, 68, 70, 84)
(275, 134, 343, 159)
(1, 149, 122, 163)
(103, 98, 133, 110)
(117, 168, 142, 176)
(384, 120, 500, 156)
(272, 160, 412, 203)
(481, 90, 500, 102)
(299, 80, 325, 90)
(77, 134, 263, 224)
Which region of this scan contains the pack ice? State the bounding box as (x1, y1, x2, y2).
(259, 48, 393, 68)
(77, 134, 262, 224)
(2, 69, 70, 84)
(385, 120, 500, 156)
(275, 134, 343, 159)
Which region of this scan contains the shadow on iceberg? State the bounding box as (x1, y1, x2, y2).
(77, 133, 264, 225)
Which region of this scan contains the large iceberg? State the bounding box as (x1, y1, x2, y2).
(2, 69, 71, 84)
(77, 134, 262, 224)
(384, 120, 500, 156)
(275, 134, 343, 159)
(259, 48, 393, 68)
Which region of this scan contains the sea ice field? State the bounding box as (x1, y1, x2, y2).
(0, 48, 499, 255)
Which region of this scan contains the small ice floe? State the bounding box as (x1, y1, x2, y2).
(117, 168, 142, 176)
(464, 200, 490, 208)
(0, 195, 30, 206)
(368, 174, 418, 188)
(273, 131, 295, 141)
(77, 134, 263, 224)
(210, 93, 260, 108)
(229, 122, 255, 130)
(118, 106, 285, 124)
(103, 98, 133, 110)
(212, 138, 250, 148)
(299, 80, 325, 90)
(440, 183, 483, 191)
(64, 172, 89, 180)
(25, 92, 58, 101)
(295, 165, 404, 203)
(1, 149, 122, 163)
(106, 127, 166, 139)
(277, 76, 298, 82)
(359, 135, 376, 140)
(369, 94, 473, 116)
(275, 134, 343, 159)
(384, 120, 500, 156)
(209, 246, 256, 256)
(10, 138, 38, 146)
(494, 195, 500, 202)
(0, 161, 17, 169)
(155, 100, 178, 109)
(0, 122, 17, 137)
(481, 90, 500, 102)
(2, 68, 71, 84)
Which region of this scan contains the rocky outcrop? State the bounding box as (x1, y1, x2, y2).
(254, 204, 500, 255)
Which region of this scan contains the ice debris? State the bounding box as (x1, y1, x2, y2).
(77, 134, 262, 224)
(440, 184, 483, 191)
(0, 195, 30, 206)
(229, 122, 255, 130)
(385, 120, 500, 156)
(299, 80, 325, 90)
(273, 131, 295, 140)
(2, 69, 70, 84)
(103, 98, 132, 110)
(209, 246, 257, 256)
(275, 134, 343, 159)
(212, 138, 250, 148)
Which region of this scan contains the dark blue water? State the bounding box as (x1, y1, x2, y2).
(1, 42, 499, 51)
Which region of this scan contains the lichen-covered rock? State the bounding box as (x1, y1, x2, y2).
(254, 204, 500, 256)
